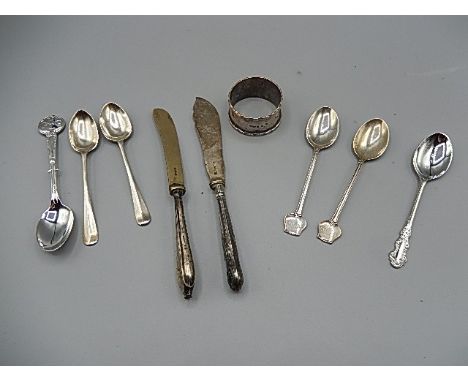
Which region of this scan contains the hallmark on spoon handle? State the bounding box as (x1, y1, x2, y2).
(173, 190, 195, 299)
(389, 222, 412, 268)
(81, 153, 98, 246)
(213, 183, 244, 292)
(117, 141, 151, 226)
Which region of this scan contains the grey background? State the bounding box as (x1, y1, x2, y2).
(0, 16, 467, 365)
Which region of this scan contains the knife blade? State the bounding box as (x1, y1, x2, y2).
(153, 108, 185, 193)
(153, 108, 195, 299)
(192, 97, 225, 187)
(192, 97, 244, 292)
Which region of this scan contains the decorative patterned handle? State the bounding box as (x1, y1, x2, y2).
(388, 181, 426, 269)
(118, 141, 151, 226)
(82, 153, 98, 246)
(388, 222, 412, 268)
(173, 190, 195, 299)
(213, 183, 244, 291)
(46, 133, 60, 201)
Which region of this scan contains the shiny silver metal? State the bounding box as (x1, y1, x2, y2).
(228, 76, 283, 136)
(318, 118, 390, 244)
(389, 132, 453, 269)
(284, 106, 340, 236)
(99, 102, 151, 226)
(153, 108, 195, 299)
(36, 115, 75, 252)
(69, 110, 99, 246)
(193, 97, 244, 291)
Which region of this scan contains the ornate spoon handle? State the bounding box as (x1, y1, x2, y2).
(173, 190, 195, 299)
(46, 132, 60, 201)
(213, 183, 244, 291)
(389, 180, 426, 269)
(117, 141, 151, 226)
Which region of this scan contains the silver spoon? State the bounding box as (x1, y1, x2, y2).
(283, 106, 340, 236)
(69, 110, 99, 245)
(99, 102, 151, 226)
(389, 132, 453, 269)
(317, 118, 389, 244)
(36, 115, 75, 252)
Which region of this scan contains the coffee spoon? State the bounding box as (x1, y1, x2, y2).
(36, 115, 75, 251)
(99, 102, 151, 226)
(284, 106, 339, 236)
(389, 132, 453, 269)
(69, 110, 99, 245)
(317, 118, 389, 244)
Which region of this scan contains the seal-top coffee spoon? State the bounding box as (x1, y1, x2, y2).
(389, 132, 453, 269)
(36, 115, 75, 251)
(69, 110, 99, 245)
(317, 118, 389, 244)
(284, 106, 339, 236)
(99, 102, 151, 226)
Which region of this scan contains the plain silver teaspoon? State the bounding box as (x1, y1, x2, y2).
(283, 106, 340, 236)
(69, 110, 99, 245)
(99, 102, 151, 226)
(389, 132, 453, 269)
(36, 115, 75, 252)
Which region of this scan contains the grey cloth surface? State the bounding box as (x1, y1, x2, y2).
(0, 16, 467, 365)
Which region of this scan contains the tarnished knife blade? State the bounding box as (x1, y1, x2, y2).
(153, 108, 185, 193)
(192, 97, 225, 186)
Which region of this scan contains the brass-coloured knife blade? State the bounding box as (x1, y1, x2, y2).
(153, 108, 185, 194)
(192, 97, 225, 187)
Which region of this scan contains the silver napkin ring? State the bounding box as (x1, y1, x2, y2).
(228, 76, 283, 136)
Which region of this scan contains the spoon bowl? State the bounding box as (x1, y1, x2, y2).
(353, 118, 389, 162)
(413, 132, 453, 182)
(306, 106, 340, 150)
(69, 110, 99, 153)
(99, 102, 132, 142)
(36, 199, 75, 251)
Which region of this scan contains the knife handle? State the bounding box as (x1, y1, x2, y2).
(212, 183, 244, 291)
(173, 190, 195, 299)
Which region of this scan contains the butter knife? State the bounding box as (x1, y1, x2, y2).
(193, 97, 244, 292)
(153, 108, 195, 299)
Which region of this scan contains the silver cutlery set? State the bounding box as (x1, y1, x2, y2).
(35, 76, 454, 299)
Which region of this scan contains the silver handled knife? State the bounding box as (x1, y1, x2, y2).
(193, 97, 244, 292)
(153, 108, 195, 299)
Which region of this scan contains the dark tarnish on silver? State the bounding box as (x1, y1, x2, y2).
(193, 97, 244, 292)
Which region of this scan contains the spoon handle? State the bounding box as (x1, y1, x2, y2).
(81, 153, 98, 246)
(389, 180, 426, 269)
(331, 160, 364, 224)
(46, 132, 60, 201)
(295, 149, 320, 216)
(213, 183, 244, 292)
(118, 141, 151, 226)
(173, 190, 195, 299)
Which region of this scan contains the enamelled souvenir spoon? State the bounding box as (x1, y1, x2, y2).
(99, 102, 151, 226)
(388, 132, 453, 269)
(36, 115, 75, 251)
(69, 110, 99, 245)
(284, 106, 339, 236)
(317, 118, 389, 244)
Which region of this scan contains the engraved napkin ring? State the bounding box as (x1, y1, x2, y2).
(228, 76, 283, 136)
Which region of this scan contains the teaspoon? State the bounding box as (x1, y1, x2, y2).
(69, 110, 99, 245)
(388, 132, 453, 269)
(36, 115, 75, 252)
(283, 106, 339, 236)
(317, 118, 389, 244)
(99, 102, 151, 226)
